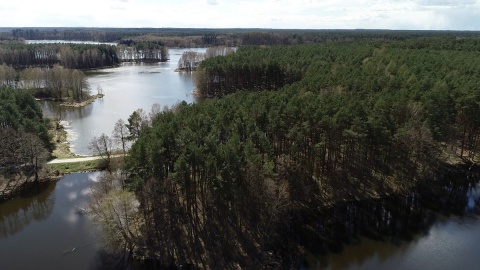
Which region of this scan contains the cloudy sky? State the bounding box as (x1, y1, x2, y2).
(1, 0, 479, 30)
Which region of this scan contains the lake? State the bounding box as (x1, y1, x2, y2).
(316, 215, 480, 270)
(41, 47, 205, 155)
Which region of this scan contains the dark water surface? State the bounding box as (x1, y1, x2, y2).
(0, 173, 100, 269)
(309, 215, 480, 270)
(303, 173, 480, 270)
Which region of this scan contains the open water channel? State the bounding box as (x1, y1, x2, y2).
(1, 47, 480, 269)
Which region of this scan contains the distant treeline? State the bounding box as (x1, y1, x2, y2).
(0, 41, 170, 69)
(4, 27, 480, 47)
(113, 29, 480, 48)
(10, 28, 129, 42)
(0, 43, 119, 69)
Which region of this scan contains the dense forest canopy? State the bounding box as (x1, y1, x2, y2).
(85, 35, 480, 268)
(195, 37, 480, 153)
(0, 87, 52, 148)
(0, 87, 53, 194)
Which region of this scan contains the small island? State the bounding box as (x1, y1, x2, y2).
(60, 93, 104, 107)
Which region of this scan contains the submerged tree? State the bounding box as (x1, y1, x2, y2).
(177, 51, 205, 72)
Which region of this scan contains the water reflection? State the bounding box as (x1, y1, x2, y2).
(0, 173, 101, 270)
(303, 167, 480, 270)
(0, 182, 56, 239)
(0, 172, 155, 269)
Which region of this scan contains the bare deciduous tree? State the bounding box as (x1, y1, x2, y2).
(88, 171, 142, 254)
(53, 107, 68, 130)
(177, 51, 205, 72)
(112, 119, 130, 157)
(149, 103, 162, 123)
(21, 133, 49, 183)
(0, 127, 49, 183)
(89, 133, 113, 169)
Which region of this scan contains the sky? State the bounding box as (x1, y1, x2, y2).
(1, 0, 479, 30)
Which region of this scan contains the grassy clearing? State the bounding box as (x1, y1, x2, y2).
(45, 160, 99, 175)
(44, 156, 125, 176)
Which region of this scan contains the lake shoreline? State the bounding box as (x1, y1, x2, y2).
(35, 93, 104, 108)
(0, 111, 105, 202)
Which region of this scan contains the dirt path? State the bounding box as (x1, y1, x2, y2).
(47, 156, 102, 164)
(47, 154, 124, 164)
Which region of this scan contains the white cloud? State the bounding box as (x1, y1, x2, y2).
(0, 0, 479, 30)
(416, 0, 476, 7)
(67, 192, 78, 201)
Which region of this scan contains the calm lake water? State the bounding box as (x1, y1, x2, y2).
(41, 47, 204, 155)
(0, 173, 100, 269)
(2, 46, 480, 269)
(318, 215, 480, 270)
(306, 187, 480, 270)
